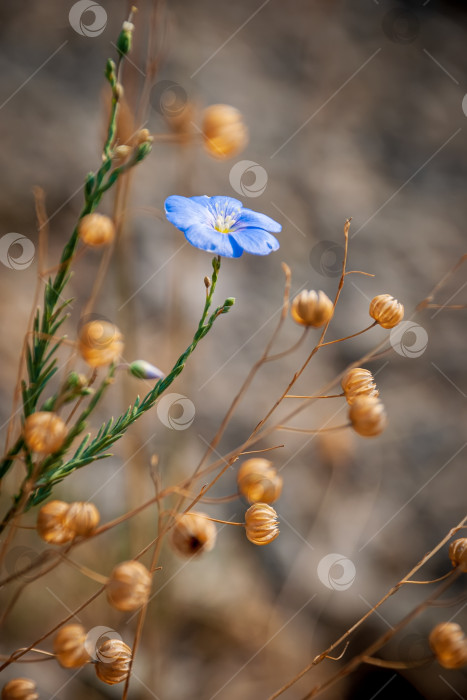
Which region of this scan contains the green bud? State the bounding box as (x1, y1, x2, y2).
(134, 141, 152, 163)
(105, 59, 116, 85)
(116, 21, 135, 56)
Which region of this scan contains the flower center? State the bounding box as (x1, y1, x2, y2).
(214, 212, 237, 233)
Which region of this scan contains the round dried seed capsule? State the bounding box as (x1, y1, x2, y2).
(63, 502, 100, 538)
(237, 458, 283, 504)
(1, 679, 39, 700)
(53, 624, 90, 669)
(95, 639, 132, 685)
(341, 368, 379, 405)
(349, 396, 387, 437)
(245, 503, 279, 545)
(449, 538, 467, 573)
(23, 412, 67, 455)
(369, 294, 404, 329)
(202, 104, 248, 159)
(78, 213, 115, 247)
(429, 622, 467, 669)
(106, 561, 152, 611)
(36, 501, 75, 545)
(291, 290, 333, 328)
(170, 512, 217, 557)
(78, 320, 123, 368)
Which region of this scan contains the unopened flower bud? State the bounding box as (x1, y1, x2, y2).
(291, 290, 333, 327)
(114, 145, 132, 162)
(1, 679, 38, 700)
(245, 503, 279, 545)
(429, 623, 467, 669)
(23, 412, 67, 455)
(134, 128, 153, 145)
(128, 360, 164, 380)
(63, 502, 100, 538)
(202, 104, 248, 159)
(170, 512, 217, 557)
(341, 368, 379, 405)
(95, 639, 132, 685)
(117, 21, 134, 56)
(349, 396, 387, 437)
(237, 458, 283, 504)
(78, 213, 115, 248)
(106, 561, 152, 611)
(449, 538, 467, 573)
(78, 320, 123, 368)
(36, 501, 75, 545)
(369, 294, 404, 329)
(53, 624, 90, 669)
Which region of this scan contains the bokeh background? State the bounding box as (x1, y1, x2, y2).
(0, 0, 466, 698)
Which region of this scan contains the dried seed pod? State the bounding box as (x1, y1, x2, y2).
(53, 624, 90, 669)
(170, 512, 217, 557)
(429, 623, 467, 669)
(369, 294, 404, 329)
(106, 561, 152, 611)
(1, 679, 38, 700)
(237, 458, 283, 504)
(202, 104, 248, 159)
(78, 320, 123, 368)
(36, 500, 75, 545)
(291, 290, 333, 328)
(449, 538, 467, 573)
(63, 502, 100, 538)
(95, 639, 132, 685)
(78, 213, 115, 247)
(349, 396, 387, 437)
(23, 412, 67, 455)
(341, 368, 379, 405)
(245, 503, 279, 545)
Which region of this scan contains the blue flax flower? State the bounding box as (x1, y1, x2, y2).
(164, 195, 281, 258)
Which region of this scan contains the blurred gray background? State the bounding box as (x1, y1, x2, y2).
(0, 1, 466, 698)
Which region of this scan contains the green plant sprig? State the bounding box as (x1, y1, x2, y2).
(29, 258, 234, 505)
(0, 53, 151, 485)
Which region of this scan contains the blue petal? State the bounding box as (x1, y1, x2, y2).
(165, 196, 210, 231)
(231, 228, 280, 255)
(208, 196, 243, 211)
(185, 224, 243, 258)
(235, 208, 282, 233)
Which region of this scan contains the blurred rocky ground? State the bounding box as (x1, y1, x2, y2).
(0, 0, 466, 698)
